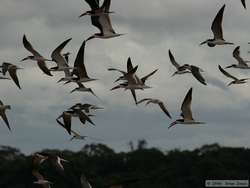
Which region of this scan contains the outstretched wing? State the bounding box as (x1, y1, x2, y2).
(211, 4, 225, 40)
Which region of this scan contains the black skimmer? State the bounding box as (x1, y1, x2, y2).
(218, 65, 249, 86)
(21, 35, 53, 76)
(225, 46, 250, 69)
(50, 38, 73, 72)
(200, 4, 234, 47)
(68, 41, 97, 83)
(168, 50, 207, 85)
(169, 88, 205, 129)
(70, 82, 99, 98)
(32, 153, 48, 167)
(69, 103, 103, 114)
(79, 0, 114, 17)
(0, 62, 22, 89)
(0, 100, 11, 131)
(84, 1, 123, 41)
(136, 98, 172, 119)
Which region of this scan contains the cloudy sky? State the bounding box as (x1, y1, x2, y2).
(0, 0, 250, 154)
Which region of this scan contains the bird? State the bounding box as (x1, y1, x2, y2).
(46, 154, 69, 171)
(0, 100, 11, 131)
(241, 0, 246, 9)
(169, 88, 205, 129)
(69, 103, 104, 114)
(218, 65, 249, 86)
(168, 50, 207, 85)
(70, 82, 99, 98)
(57, 109, 95, 135)
(21, 35, 53, 76)
(0, 62, 22, 89)
(136, 98, 172, 119)
(32, 153, 48, 167)
(50, 38, 73, 72)
(200, 4, 234, 47)
(168, 49, 191, 76)
(32, 170, 52, 188)
(80, 174, 93, 188)
(225, 46, 250, 69)
(67, 40, 97, 83)
(70, 130, 88, 141)
(84, 1, 123, 41)
(79, 0, 114, 17)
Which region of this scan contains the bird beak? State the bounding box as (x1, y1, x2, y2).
(70, 89, 76, 93)
(20, 57, 28, 61)
(225, 65, 233, 69)
(110, 85, 120, 91)
(171, 72, 177, 77)
(168, 121, 177, 129)
(79, 12, 88, 17)
(57, 78, 64, 83)
(199, 40, 207, 46)
(227, 82, 233, 86)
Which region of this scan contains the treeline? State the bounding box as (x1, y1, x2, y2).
(0, 142, 250, 188)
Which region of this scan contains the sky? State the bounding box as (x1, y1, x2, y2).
(0, 0, 250, 154)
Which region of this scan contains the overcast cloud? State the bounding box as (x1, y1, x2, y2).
(0, 0, 250, 154)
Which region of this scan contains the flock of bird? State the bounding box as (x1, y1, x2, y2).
(0, 0, 249, 187)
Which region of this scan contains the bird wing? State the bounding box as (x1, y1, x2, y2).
(136, 98, 151, 105)
(98, 14, 116, 35)
(168, 50, 180, 69)
(141, 69, 158, 84)
(233, 46, 248, 67)
(72, 40, 89, 78)
(62, 112, 72, 135)
(37, 61, 53, 76)
(211, 4, 225, 40)
(2, 62, 12, 75)
(190, 65, 207, 85)
(130, 89, 137, 104)
(0, 100, 3, 105)
(181, 88, 193, 120)
(108, 68, 126, 75)
(23, 35, 43, 57)
(8, 67, 21, 89)
(78, 110, 95, 125)
(51, 38, 72, 67)
(158, 101, 172, 119)
(127, 57, 134, 72)
(241, 0, 246, 9)
(101, 0, 111, 12)
(85, 0, 99, 10)
(0, 111, 11, 131)
(71, 129, 81, 137)
(218, 65, 238, 80)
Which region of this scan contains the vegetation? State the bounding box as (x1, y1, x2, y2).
(0, 142, 249, 188)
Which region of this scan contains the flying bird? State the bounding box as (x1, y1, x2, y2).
(218, 65, 249, 86)
(32, 153, 48, 167)
(79, 0, 114, 17)
(200, 4, 234, 47)
(21, 35, 53, 76)
(168, 50, 206, 85)
(50, 38, 73, 71)
(136, 98, 172, 119)
(225, 46, 250, 69)
(84, 1, 123, 41)
(68, 41, 97, 83)
(168, 49, 191, 76)
(0, 62, 22, 89)
(169, 88, 205, 129)
(70, 82, 99, 98)
(0, 100, 11, 131)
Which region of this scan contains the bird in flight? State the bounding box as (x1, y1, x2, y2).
(137, 98, 172, 119)
(22, 35, 53, 76)
(200, 4, 234, 47)
(218, 65, 249, 86)
(225, 46, 250, 69)
(169, 88, 205, 129)
(168, 49, 207, 85)
(0, 100, 11, 131)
